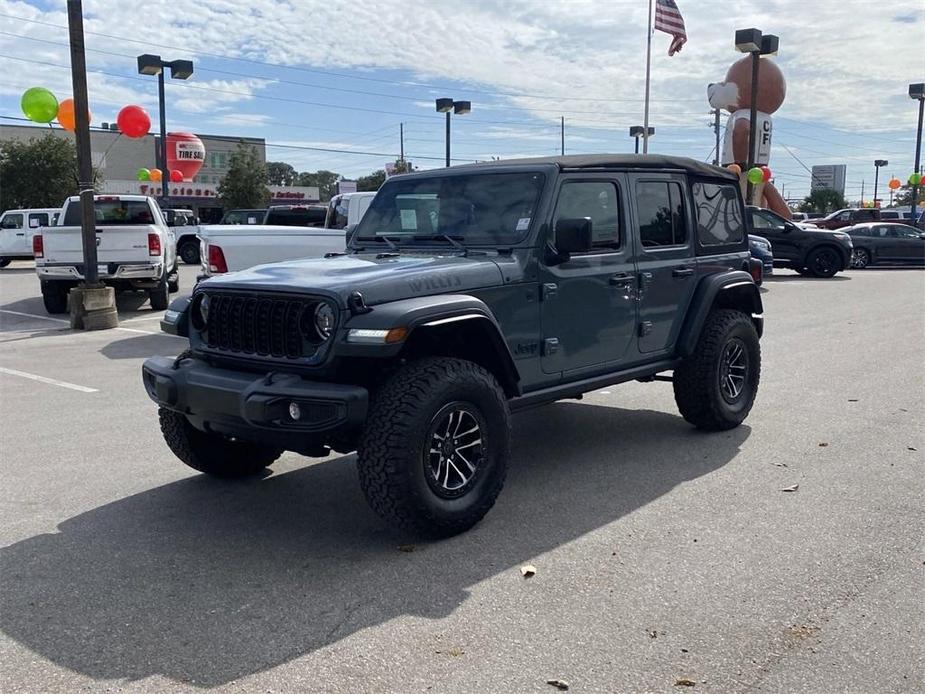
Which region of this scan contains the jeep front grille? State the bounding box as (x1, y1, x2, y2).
(203, 293, 324, 359)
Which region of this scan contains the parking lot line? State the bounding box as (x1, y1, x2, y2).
(0, 309, 69, 325)
(0, 366, 98, 393)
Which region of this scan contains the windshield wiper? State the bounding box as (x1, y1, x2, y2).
(412, 234, 466, 252)
(370, 234, 400, 251)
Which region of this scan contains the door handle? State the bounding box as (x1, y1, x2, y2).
(609, 273, 634, 287)
(672, 267, 694, 278)
(15, 232, 25, 236)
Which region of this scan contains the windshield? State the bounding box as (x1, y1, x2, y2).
(62, 199, 156, 226)
(355, 171, 546, 245)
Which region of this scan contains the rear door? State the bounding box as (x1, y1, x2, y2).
(630, 174, 697, 354)
(539, 174, 637, 375)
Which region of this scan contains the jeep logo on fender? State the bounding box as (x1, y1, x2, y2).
(408, 274, 462, 293)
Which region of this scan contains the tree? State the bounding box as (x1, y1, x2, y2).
(266, 161, 296, 186)
(357, 170, 386, 192)
(0, 134, 100, 210)
(217, 142, 270, 209)
(295, 170, 341, 201)
(799, 189, 846, 214)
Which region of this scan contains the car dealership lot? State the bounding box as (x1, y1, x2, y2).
(0, 262, 922, 693)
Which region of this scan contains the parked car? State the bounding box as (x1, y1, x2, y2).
(844, 222, 925, 268)
(324, 192, 376, 231)
(144, 154, 763, 537)
(0, 207, 61, 267)
(196, 223, 347, 279)
(220, 208, 266, 225)
(749, 234, 773, 283)
(34, 195, 179, 313)
(878, 210, 912, 222)
(790, 212, 809, 222)
(263, 204, 327, 227)
(163, 208, 202, 265)
(747, 205, 853, 277)
(809, 207, 880, 230)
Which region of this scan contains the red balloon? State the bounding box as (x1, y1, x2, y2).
(760, 166, 772, 182)
(169, 169, 183, 182)
(117, 105, 151, 138)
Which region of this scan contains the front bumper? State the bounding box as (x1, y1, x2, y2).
(38, 261, 164, 281)
(142, 356, 368, 445)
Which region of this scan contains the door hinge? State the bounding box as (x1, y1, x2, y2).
(541, 282, 558, 301)
(542, 337, 559, 355)
(638, 321, 653, 337)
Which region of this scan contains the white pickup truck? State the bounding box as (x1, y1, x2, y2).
(34, 195, 179, 314)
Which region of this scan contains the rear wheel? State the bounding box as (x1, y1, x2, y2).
(41, 281, 68, 314)
(149, 273, 169, 310)
(357, 357, 510, 537)
(158, 408, 281, 477)
(851, 248, 870, 269)
(178, 239, 200, 265)
(805, 247, 841, 278)
(673, 309, 760, 431)
(167, 263, 180, 293)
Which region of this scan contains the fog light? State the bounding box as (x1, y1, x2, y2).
(288, 402, 301, 420)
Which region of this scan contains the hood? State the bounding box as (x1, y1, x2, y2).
(199, 252, 505, 306)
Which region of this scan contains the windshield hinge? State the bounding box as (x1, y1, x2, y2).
(541, 283, 558, 301)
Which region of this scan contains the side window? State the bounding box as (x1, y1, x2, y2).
(553, 181, 620, 248)
(637, 181, 686, 247)
(1, 213, 24, 229)
(691, 181, 744, 246)
(884, 226, 901, 238)
(29, 213, 49, 228)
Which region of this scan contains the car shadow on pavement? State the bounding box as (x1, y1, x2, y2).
(762, 274, 851, 282)
(0, 402, 749, 687)
(99, 333, 185, 359)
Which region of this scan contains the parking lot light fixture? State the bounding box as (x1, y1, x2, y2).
(630, 125, 655, 154)
(909, 83, 924, 219)
(436, 98, 471, 167)
(873, 159, 888, 208)
(735, 28, 780, 203)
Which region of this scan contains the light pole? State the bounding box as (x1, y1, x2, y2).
(910, 83, 924, 220)
(873, 159, 888, 208)
(735, 28, 779, 204)
(137, 54, 194, 205)
(630, 125, 655, 154)
(436, 98, 470, 167)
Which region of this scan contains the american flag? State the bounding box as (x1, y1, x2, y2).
(654, 0, 687, 56)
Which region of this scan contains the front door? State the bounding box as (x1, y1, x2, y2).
(749, 207, 797, 262)
(631, 175, 698, 354)
(0, 212, 25, 256)
(540, 175, 637, 375)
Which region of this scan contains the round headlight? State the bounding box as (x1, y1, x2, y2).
(314, 303, 335, 340)
(191, 293, 209, 330)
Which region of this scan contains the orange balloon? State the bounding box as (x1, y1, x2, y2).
(726, 163, 742, 176)
(888, 178, 901, 190)
(57, 97, 91, 132)
(149, 168, 163, 182)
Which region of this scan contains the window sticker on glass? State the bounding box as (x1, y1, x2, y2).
(247, 216, 257, 224)
(29, 218, 41, 227)
(400, 208, 418, 231)
(516, 217, 531, 231)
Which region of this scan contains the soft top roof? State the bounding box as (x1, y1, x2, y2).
(446, 154, 737, 180)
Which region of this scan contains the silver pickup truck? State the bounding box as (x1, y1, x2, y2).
(33, 195, 179, 314)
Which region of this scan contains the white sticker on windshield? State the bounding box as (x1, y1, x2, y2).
(29, 218, 41, 228)
(400, 209, 418, 230)
(516, 217, 531, 231)
(247, 216, 257, 224)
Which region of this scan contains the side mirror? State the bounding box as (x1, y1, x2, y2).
(554, 218, 593, 256)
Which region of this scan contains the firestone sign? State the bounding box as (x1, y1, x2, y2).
(102, 180, 321, 201)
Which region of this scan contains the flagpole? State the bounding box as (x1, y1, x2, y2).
(642, 0, 653, 154)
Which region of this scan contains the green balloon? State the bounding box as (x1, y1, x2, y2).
(21, 87, 59, 123)
(747, 167, 764, 185)
(137, 168, 151, 181)
(909, 173, 923, 186)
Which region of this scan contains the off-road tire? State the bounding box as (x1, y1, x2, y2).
(357, 357, 510, 537)
(41, 281, 68, 314)
(673, 309, 760, 431)
(158, 407, 282, 477)
(178, 239, 200, 265)
(149, 274, 169, 310)
(805, 246, 841, 278)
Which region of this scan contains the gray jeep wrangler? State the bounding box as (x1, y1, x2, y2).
(143, 155, 762, 537)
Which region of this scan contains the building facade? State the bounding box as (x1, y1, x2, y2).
(1, 123, 319, 222)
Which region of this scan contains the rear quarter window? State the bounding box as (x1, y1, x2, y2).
(691, 180, 745, 247)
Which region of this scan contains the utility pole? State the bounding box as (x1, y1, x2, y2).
(860, 179, 865, 206)
(712, 108, 721, 166)
(560, 116, 565, 156)
(400, 122, 404, 164)
(65, 0, 117, 329)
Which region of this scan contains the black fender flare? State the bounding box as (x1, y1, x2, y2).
(338, 294, 520, 394)
(676, 271, 763, 357)
(159, 295, 191, 336)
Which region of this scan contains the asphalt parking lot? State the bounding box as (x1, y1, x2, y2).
(0, 261, 922, 693)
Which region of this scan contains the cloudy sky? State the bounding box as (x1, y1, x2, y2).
(1, 0, 922, 200)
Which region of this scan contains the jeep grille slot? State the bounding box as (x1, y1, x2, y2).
(204, 293, 322, 360)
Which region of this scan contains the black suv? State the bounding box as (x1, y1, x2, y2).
(747, 206, 853, 278)
(144, 155, 764, 536)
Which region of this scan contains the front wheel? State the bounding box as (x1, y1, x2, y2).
(851, 248, 870, 269)
(158, 408, 282, 477)
(673, 309, 761, 431)
(357, 358, 510, 537)
(805, 247, 842, 278)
